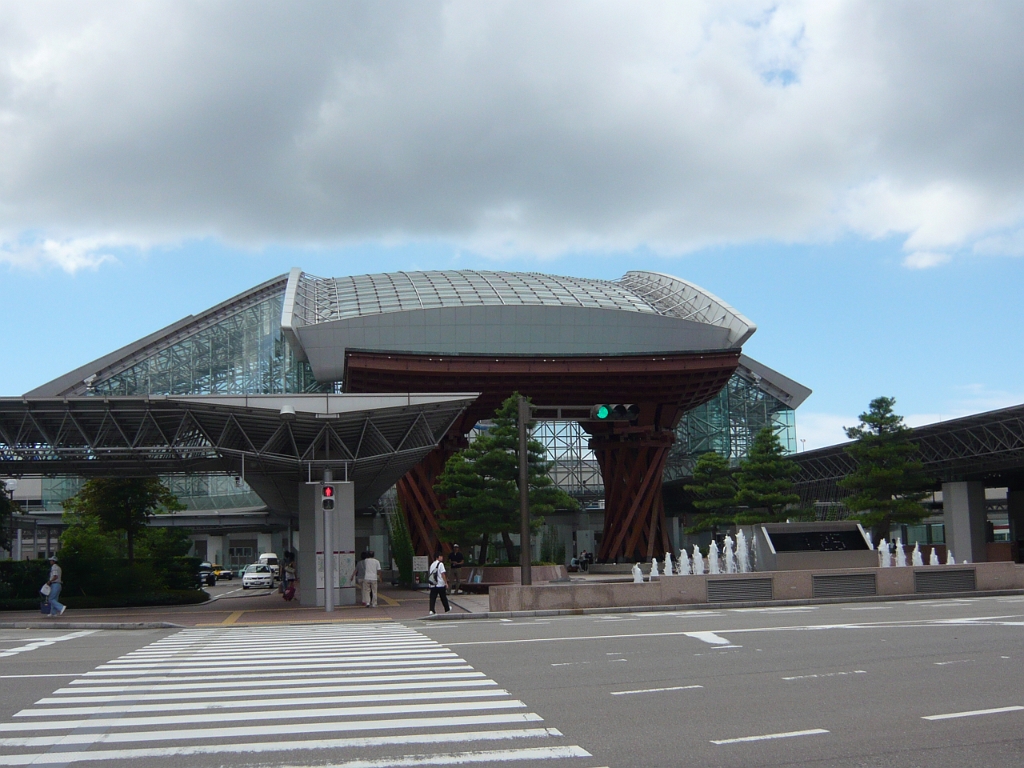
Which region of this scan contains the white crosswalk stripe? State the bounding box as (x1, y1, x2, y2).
(0, 622, 595, 767)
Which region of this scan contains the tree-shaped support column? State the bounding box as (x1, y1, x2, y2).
(593, 428, 674, 562)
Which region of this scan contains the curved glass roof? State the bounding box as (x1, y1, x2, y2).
(287, 269, 755, 346)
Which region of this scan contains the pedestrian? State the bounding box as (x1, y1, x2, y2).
(46, 556, 65, 617)
(449, 543, 464, 594)
(282, 553, 297, 600)
(362, 550, 382, 608)
(351, 551, 368, 606)
(427, 552, 451, 615)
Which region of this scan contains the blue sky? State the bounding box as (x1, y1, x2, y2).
(2, 2, 1023, 448)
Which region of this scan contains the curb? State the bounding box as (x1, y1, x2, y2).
(418, 587, 1024, 620)
(0, 622, 185, 630)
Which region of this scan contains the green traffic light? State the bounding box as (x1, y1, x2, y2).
(596, 405, 610, 419)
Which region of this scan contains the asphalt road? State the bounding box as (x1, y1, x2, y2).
(0, 595, 1021, 767)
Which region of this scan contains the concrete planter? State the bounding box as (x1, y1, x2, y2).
(489, 561, 1024, 612)
(457, 565, 568, 592)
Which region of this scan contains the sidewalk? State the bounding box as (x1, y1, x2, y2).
(0, 583, 464, 628)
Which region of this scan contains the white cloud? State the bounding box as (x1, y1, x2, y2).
(902, 251, 951, 269)
(0, 235, 125, 272)
(1, 2, 1024, 268)
(795, 411, 853, 451)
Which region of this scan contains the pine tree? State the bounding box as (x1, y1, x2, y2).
(839, 396, 930, 540)
(0, 482, 18, 553)
(435, 393, 578, 563)
(684, 451, 737, 533)
(733, 427, 800, 524)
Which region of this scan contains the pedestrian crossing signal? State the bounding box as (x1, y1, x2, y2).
(590, 404, 640, 421)
(322, 484, 335, 511)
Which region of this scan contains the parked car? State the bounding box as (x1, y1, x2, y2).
(212, 564, 234, 581)
(242, 563, 274, 589)
(198, 562, 216, 587)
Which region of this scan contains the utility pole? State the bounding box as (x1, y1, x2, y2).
(518, 396, 532, 586)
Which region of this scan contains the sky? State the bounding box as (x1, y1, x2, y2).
(1, 1, 1022, 449)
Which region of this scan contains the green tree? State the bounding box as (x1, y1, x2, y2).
(733, 427, 801, 524)
(0, 481, 19, 553)
(684, 451, 738, 533)
(63, 478, 185, 564)
(435, 393, 578, 563)
(387, 504, 415, 586)
(839, 396, 930, 540)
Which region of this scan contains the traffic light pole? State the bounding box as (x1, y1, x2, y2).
(323, 468, 335, 613)
(518, 396, 532, 586)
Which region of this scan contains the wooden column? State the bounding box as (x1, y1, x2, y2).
(592, 428, 674, 563)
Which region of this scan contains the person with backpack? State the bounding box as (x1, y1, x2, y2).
(362, 550, 382, 608)
(427, 552, 451, 615)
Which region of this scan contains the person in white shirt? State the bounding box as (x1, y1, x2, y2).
(427, 552, 451, 614)
(47, 556, 65, 616)
(362, 551, 382, 608)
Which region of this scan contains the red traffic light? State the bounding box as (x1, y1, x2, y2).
(322, 485, 334, 498)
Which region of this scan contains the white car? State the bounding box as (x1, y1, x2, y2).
(242, 564, 274, 589)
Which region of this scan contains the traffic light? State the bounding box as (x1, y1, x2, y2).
(589, 404, 640, 422)
(321, 483, 335, 511)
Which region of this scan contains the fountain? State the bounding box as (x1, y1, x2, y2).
(736, 530, 751, 573)
(723, 535, 736, 574)
(632, 563, 644, 583)
(911, 542, 924, 567)
(664, 552, 673, 577)
(650, 558, 660, 580)
(878, 538, 890, 567)
(692, 544, 705, 575)
(708, 541, 721, 574)
(679, 549, 691, 575)
(929, 548, 940, 566)
(946, 549, 956, 565)
(895, 539, 907, 567)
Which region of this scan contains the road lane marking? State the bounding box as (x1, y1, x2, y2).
(67, 666, 476, 688)
(712, 728, 829, 745)
(550, 662, 590, 667)
(610, 685, 703, 696)
(685, 631, 733, 646)
(934, 660, 972, 665)
(445, 614, 1024, 646)
(19, 687, 511, 717)
(923, 705, 1024, 721)
(0, 728, 569, 765)
(782, 670, 866, 681)
(0, 714, 546, 748)
(0, 700, 529, 731)
(40, 679, 498, 704)
(0, 674, 84, 679)
(0, 631, 97, 659)
(221, 610, 244, 625)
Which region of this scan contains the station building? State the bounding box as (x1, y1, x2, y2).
(3, 268, 810, 566)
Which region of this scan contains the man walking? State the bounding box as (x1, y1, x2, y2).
(362, 550, 382, 608)
(427, 552, 451, 615)
(47, 556, 65, 617)
(449, 543, 464, 594)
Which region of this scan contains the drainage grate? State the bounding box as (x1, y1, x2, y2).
(707, 578, 773, 602)
(812, 573, 877, 598)
(914, 569, 976, 594)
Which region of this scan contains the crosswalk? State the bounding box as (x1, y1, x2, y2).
(0, 622, 597, 767)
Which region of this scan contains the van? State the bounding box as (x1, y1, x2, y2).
(258, 553, 280, 578)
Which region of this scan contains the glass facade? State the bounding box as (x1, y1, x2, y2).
(663, 372, 797, 484)
(92, 293, 323, 397)
(52, 290, 324, 513)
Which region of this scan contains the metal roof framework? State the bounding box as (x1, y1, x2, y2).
(0, 394, 476, 511)
(794, 403, 1024, 504)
